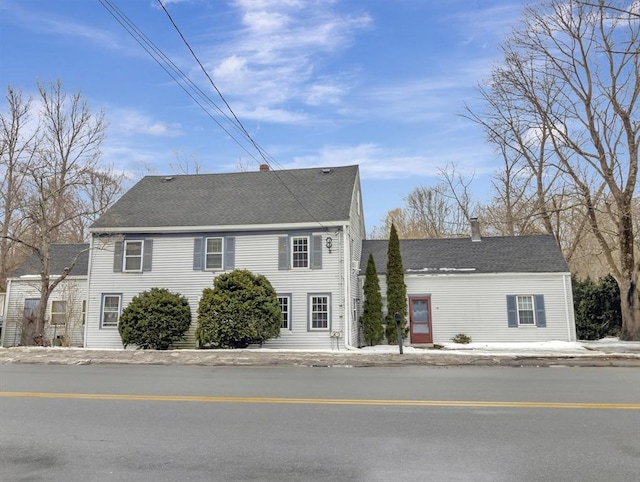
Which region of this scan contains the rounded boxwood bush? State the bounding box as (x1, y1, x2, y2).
(196, 269, 281, 348)
(118, 288, 191, 350)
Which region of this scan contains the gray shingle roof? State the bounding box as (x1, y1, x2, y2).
(91, 165, 359, 230)
(11, 244, 90, 278)
(361, 235, 569, 274)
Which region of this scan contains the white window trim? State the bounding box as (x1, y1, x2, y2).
(50, 300, 67, 325)
(101, 294, 122, 328)
(308, 293, 330, 331)
(291, 235, 310, 269)
(205, 237, 224, 271)
(123, 240, 144, 272)
(278, 294, 292, 330)
(516, 295, 536, 326)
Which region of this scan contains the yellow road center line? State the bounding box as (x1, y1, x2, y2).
(1, 392, 638, 410)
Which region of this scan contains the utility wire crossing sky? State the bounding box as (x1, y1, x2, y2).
(0, 0, 530, 232)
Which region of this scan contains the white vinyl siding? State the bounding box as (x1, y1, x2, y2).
(371, 272, 574, 344)
(1, 277, 87, 348)
(86, 232, 344, 350)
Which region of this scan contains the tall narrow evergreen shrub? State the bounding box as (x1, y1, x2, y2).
(385, 223, 408, 343)
(360, 253, 385, 346)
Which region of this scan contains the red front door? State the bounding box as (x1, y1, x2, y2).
(409, 296, 432, 344)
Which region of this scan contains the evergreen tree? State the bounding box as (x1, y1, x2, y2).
(385, 223, 408, 343)
(573, 274, 622, 340)
(360, 253, 384, 346)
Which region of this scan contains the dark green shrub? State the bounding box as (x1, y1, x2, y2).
(360, 253, 385, 346)
(196, 269, 281, 348)
(385, 223, 408, 343)
(573, 274, 622, 340)
(118, 288, 191, 350)
(451, 333, 472, 344)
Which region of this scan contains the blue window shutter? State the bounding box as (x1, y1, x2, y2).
(193, 237, 204, 271)
(311, 235, 322, 269)
(142, 239, 153, 271)
(506, 295, 518, 327)
(535, 295, 546, 327)
(113, 241, 123, 272)
(225, 237, 235, 270)
(278, 236, 289, 270)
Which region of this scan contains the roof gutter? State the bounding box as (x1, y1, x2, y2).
(89, 221, 351, 235)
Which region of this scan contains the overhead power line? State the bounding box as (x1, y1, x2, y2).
(97, 0, 330, 228)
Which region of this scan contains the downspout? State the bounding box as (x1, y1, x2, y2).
(562, 273, 572, 341)
(0, 279, 11, 347)
(342, 224, 357, 350)
(83, 235, 95, 348)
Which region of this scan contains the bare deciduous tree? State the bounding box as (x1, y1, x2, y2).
(0, 87, 37, 290)
(371, 164, 477, 239)
(1, 80, 123, 344)
(169, 148, 202, 174)
(469, 0, 639, 339)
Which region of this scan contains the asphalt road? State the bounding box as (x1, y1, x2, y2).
(1, 365, 639, 481)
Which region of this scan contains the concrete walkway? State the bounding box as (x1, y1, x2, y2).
(1, 345, 638, 367)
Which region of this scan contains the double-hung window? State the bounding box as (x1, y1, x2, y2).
(309, 294, 330, 330)
(114, 239, 153, 273)
(124, 240, 143, 272)
(101, 294, 122, 328)
(278, 295, 291, 329)
(507, 294, 546, 328)
(193, 236, 235, 271)
(206, 237, 223, 270)
(517, 295, 535, 325)
(50, 301, 67, 325)
(278, 234, 322, 270)
(292, 236, 309, 268)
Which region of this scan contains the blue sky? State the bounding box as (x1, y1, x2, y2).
(0, 0, 527, 233)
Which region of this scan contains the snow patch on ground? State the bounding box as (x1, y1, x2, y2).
(0, 338, 638, 358)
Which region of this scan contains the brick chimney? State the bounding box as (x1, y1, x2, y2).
(470, 217, 481, 242)
(259, 163, 270, 172)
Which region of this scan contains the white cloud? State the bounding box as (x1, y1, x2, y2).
(234, 104, 308, 123)
(153, 0, 191, 6)
(242, 10, 290, 33)
(205, 0, 372, 122)
(287, 141, 497, 180)
(110, 109, 183, 137)
(305, 82, 346, 106)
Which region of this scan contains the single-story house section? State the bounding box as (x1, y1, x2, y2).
(1, 244, 89, 347)
(360, 227, 576, 344)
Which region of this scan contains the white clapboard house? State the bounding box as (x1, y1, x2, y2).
(1, 244, 89, 347)
(4, 164, 576, 349)
(360, 224, 576, 345)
